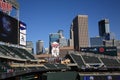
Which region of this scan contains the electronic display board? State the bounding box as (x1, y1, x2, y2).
(0, 11, 18, 44)
(80, 46, 117, 56)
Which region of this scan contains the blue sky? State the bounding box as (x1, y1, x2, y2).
(18, 0, 120, 48)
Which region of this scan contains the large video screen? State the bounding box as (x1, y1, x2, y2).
(0, 11, 18, 44)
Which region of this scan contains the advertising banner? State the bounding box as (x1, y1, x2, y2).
(20, 33, 26, 46)
(80, 46, 117, 56)
(0, 0, 12, 12)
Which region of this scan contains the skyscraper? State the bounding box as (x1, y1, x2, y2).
(90, 37, 103, 47)
(69, 23, 74, 47)
(36, 40, 44, 54)
(49, 33, 60, 53)
(72, 15, 89, 50)
(58, 30, 64, 38)
(26, 41, 34, 54)
(98, 19, 110, 37)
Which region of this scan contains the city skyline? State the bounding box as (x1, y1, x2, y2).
(18, 0, 120, 48)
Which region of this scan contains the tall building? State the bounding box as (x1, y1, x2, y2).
(49, 33, 60, 44)
(90, 36, 103, 47)
(69, 23, 74, 47)
(26, 41, 34, 54)
(58, 30, 64, 38)
(59, 38, 68, 47)
(36, 40, 44, 54)
(49, 33, 60, 53)
(72, 15, 89, 50)
(98, 19, 110, 38)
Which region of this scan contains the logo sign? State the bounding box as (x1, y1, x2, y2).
(99, 47, 105, 53)
(51, 42, 59, 57)
(19, 21, 26, 34)
(0, 0, 12, 12)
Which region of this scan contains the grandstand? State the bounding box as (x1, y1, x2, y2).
(65, 51, 120, 71)
(0, 43, 36, 60)
(0, 43, 37, 74)
(0, 43, 120, 79)
(0, 43, 72, 79)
